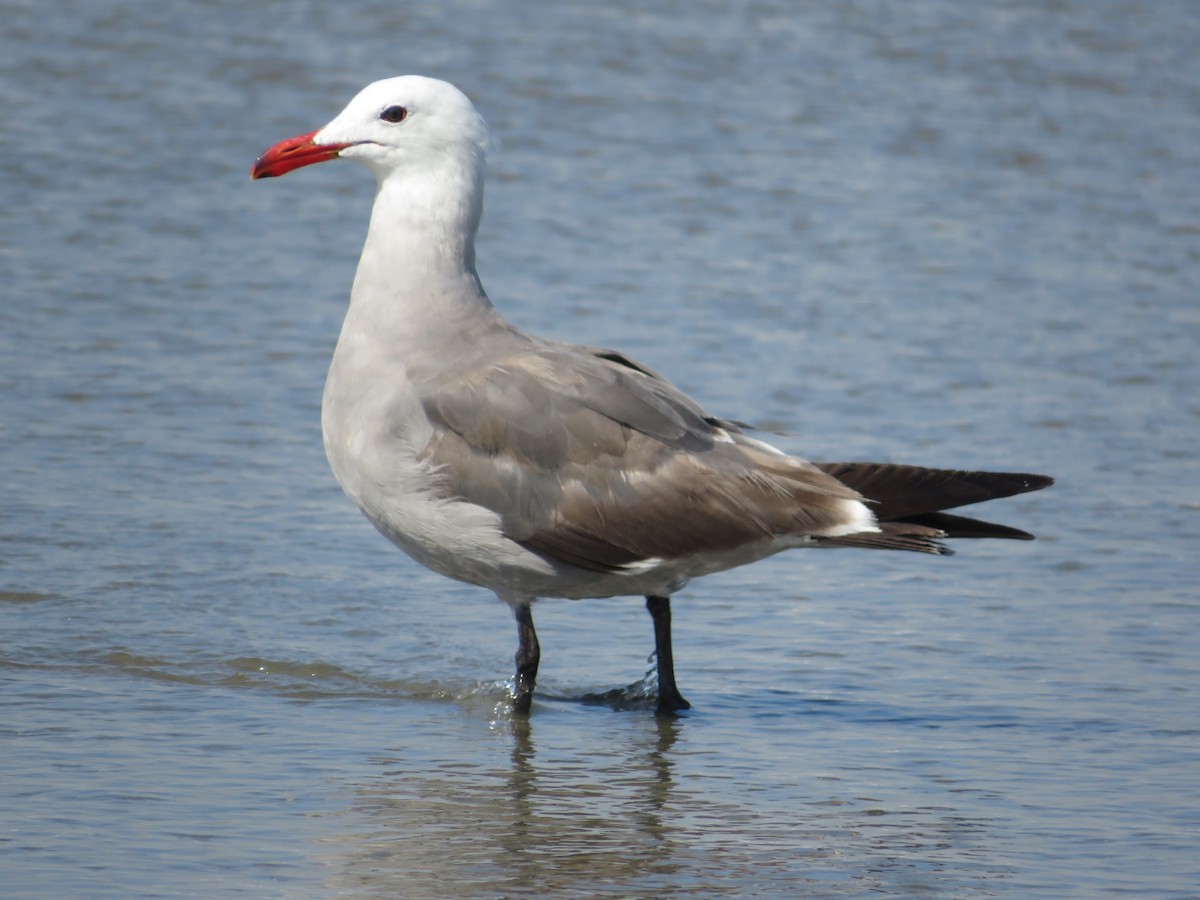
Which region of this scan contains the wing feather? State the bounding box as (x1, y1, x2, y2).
(414, 342, 865, 571)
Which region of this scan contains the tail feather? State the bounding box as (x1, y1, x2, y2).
(814, 462, 1053, 552)
(898, 511, 1036, 541)
(816, 462, 1052, 519)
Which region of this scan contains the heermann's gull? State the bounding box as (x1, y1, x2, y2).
(252, 76, 1052, 715)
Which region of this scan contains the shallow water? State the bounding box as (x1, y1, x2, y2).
(3, 0, 1198, 897)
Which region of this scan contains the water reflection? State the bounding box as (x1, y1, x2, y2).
(323, 713, 687, 896)
(315, 704, 1022, 897)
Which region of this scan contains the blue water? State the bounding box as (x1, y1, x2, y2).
(3, 1, 1198, 896)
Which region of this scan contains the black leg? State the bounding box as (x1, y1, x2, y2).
(513, 602, 540, 715)
(646, 595, 690, 714)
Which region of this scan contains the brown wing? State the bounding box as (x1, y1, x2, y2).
(415, 344, 864, 572)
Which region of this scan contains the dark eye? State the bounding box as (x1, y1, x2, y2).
(380, 105, 408, 124)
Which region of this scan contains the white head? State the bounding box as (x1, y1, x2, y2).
(253, 76, 494, 281)
(251, 76, 490, 183)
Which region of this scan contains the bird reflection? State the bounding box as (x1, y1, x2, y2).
(497, 710, 686, 891)
(320, 708, 686, 896)
(318, 696, 1000, 896)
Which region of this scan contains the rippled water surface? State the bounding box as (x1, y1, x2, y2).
(3, 1, 1198, 897)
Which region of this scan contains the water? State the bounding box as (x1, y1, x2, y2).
(3, 0, 1198, 896)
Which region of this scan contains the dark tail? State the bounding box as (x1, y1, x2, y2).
(814, 463, 1054, 555)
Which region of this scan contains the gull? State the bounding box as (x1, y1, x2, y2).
(252, 76, 1052, 715)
